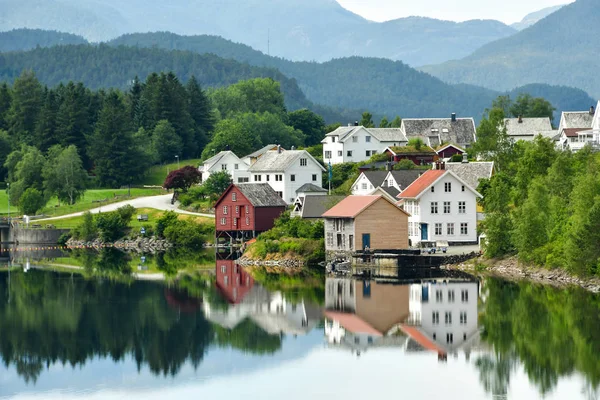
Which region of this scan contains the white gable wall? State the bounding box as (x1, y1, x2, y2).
(323, 127, 405, 165)
(202, 153, 249, 183)
(405, 173, 479, 245)
(351, 174, 377, 195)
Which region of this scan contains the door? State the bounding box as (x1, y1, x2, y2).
(421, 223, 428, 241)
(362, 233, 371, 250)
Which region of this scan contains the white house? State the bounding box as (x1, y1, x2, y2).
(504, 116, 555, 142)
(443, 161, 495, 190)
(398, 167, 482, 245)
(351, 170, 423, 197)
(199, 151, 249, 183)
(401, 115, 477, 149)
(247, 149, 326, 204)
(558, 107, 595, 151)
(322, 125, 407, 165)
(407, 280, 479, 354)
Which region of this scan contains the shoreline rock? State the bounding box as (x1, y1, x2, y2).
(66, 237, 172, 253)
(443, 256, 600, 293)
(236, 256, 305, 270)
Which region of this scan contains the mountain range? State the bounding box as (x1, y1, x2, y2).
(0, 29, 594, 124)
(510, 4, 565, 30)
(422, 0, 600, 97)
(0, 0, 517, 66)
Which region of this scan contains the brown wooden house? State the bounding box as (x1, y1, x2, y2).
(214, 183, 287, 245)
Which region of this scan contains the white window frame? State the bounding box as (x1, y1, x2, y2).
(435, 223, 442, 235)
(460, 222, 468, 235)
(445, 182, 451, 192)
(443, 201, 451, 214)
(300, 158, 307, 166)
(458, 201, 466, 214)
(325, 151, 332, 159)
(431, 202, 438, 214)
(365, 136, 371, 143)
(447, 223, 454, 235)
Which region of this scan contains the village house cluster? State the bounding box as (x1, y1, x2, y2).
(208, 104, 598, 258)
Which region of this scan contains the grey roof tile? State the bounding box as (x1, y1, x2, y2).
(362, 171, 389, 187)
(402, 118, 476, 146)
(504, 118, 552, 137)
(296, 183, 327, 194)
(237, 183, 288, 207)
(243, 144, 280, 159)
(561, 112, 594, 130)
(389, 170, 425, 190)
(248, 150, 325, 172)
(300, 195, 345, 219)
(444, 162, 494, 189)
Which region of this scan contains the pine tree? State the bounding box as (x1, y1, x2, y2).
(34, 88, 59, 151)
(186, 75, 214, 152)
(7, 70, 43, 145)
(54, 82, 91, 162)
(0, 83, 11, 131)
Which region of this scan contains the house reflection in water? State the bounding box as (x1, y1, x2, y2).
(324, 277, 480, 358)
(203, 259, 322, 336)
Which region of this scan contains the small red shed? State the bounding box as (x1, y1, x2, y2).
(215, 259, 254, 304)
(214, 183, 288, 244)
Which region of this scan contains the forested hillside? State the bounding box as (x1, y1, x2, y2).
(0, 29, 87, 52)
(422, 0, 600, 97)
(0, 40, 594, 122)
(0, 0, 516, 66)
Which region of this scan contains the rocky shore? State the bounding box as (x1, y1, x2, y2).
(66, 237, 172, 253)
(236, 256, 304, 270)
(443, 256, 600, 293)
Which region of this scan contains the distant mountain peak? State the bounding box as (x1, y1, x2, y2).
(511, 4, 565, 30)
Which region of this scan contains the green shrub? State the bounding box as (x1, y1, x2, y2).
(394, 159, 416, 170)
(451, 154, 464, 162)
(57, 233, 71, 246)
(117, 204, 136, 222)
(78, 211, 98, 241)
(19, 188, 46, 215)
(155, 211, 179, 238)
(96, 212, 129, 242)
(164, 220, 204, 248)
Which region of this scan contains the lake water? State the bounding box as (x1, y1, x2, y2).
(0, 257, 598, 399)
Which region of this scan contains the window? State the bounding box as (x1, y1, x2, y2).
(447, 223, 455, 235)
(223, 276, 228, 286)
(332, 136, 337, 143)
(246, 216, 249, 225)
(461, 289, 469, 303)
(276, 191, 283, 198)
(337, 151, 342, 157)
(312, 174, 317, 182)
(300, 158, 307, 166)
(388, 179, 394, 187)
(460, 222, 468, 235)
(275, 174, 283, 181)
(432, 311, 440, 325)
(460, 311, 467, 325)
(365, 150, 371, 157)
(347, 150, 353, 157)
(436, 289, 442, 302)
(245, 205, 249, 213)
(372, 150, 377, 155)
(221, 164, 227, 170)
(233, 218, 237, 227)
(443, 201, 451, 214)
(220, 218, 226, 225)
(238, 177, 249, 183)
(444, 182, 452, 192)
(352, 136, 358, 143)
(448, 290, 455, 303)
(462, 185, 465, 192)
(325, 151, 332, 159)
(254, 175, 262, 182)
(431, 202, 438, 214)
(223, 206, 228, 215)
(326, 232, 334, 247)
(365, 136, 371, 143)
(435, 223, 442, 235)
(232, 192, 237, 202)
(431, 186, 435, 193)
(361, 183, 367, 190)
(234, 164, 239, 170)
(458, 201, 466, 214)
(235, 206, 239, 215)
(291, 174, 296, 182)
(445, 312, 452, 325)
(446, 333, 454, 344)
(220, 265, 226, 274)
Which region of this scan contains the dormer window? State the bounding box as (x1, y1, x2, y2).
(332, 136, 337, 143)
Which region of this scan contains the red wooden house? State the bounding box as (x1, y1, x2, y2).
(384, 146, 438, 166)
(215, 183, 288, 244)
(215, 259, 254, 304)
(435, 143, 465, 159)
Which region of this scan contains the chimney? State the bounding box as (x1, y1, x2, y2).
(440, 161, 446, 170)
(348, 123, 352, 127)
(518, 115, 523, 123)
(354, 121, 359, 126)
(225, 144, 230, 151)
(277, 144, 282, 154)
(462, 152, 469, 163)
(591, 106, 595, 115)
(291, 145, 295, 150)
(451, 113, 456, 122)
(386, 161, 392, 171)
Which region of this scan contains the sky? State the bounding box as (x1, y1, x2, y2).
(335, 0, 572, 24)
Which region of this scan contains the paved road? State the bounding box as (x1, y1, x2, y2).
(37, 195, 215, 222)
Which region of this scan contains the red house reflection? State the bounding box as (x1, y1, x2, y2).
(215, 259, 254, 304)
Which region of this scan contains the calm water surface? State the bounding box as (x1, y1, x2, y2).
(0, 256, 598, 399)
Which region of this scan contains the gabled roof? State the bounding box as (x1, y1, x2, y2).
(387, 170, 424, 190)
(563, 128, 587, 138)
(323, 126, 407, 143)
(248, 150, 326, 172)
(324, 311, 383, 336)
(371, 186, 401, 201)
(401, 118, 477, 145)
(386, 146, 436, 155)
(322, 195, 409, 218)
(296, 183, 327, 194)
(504, 117, 553, 137)
(444, 162, 494, 190)
(360, 171, 389, 187)
(397, 170, 446, 199)
(202, 150, 237, 167)
(216, 183, 287, 208)
(435, 143, 465, 153)
(560, 111, 594, 131)
(398, 169, 483, 199)
(299, 195, 345, 219)
(243, 144, 281, 159)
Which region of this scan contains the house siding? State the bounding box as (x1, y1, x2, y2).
(354, 198, 409, 251)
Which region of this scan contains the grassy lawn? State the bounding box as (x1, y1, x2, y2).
(51, 207, 215, 230)
(0, 192, 18, 216)
(40, 188, 167, 218)
(142, 158, 202, 186)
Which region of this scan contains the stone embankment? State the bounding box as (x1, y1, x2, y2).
(444, 256, 600, 293)
(66, 237, 172, 253)
(236, 256, 304, 270)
